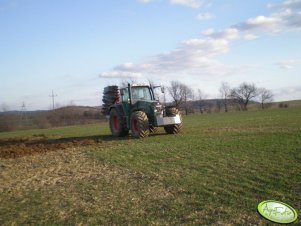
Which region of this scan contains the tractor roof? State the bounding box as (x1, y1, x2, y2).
(131, 83, 149, 87)
(120, 83, 151, 89)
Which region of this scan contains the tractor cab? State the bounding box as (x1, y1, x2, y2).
(120, 85, 155, 103)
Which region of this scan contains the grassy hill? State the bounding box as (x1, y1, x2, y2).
(272, 99, 301, 108)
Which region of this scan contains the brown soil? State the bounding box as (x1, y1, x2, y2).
(0, 141, 172, 225)
(0, 135, 102, 159)
(0, 148, 117, 194)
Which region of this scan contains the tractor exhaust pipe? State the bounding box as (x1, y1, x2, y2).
(128, 83, 133, 105)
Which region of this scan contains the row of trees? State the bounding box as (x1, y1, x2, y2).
(219, 82, 273, 111)
(167, 81, 273, 113)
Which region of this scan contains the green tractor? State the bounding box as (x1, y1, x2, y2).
(102, 84, 182, 138)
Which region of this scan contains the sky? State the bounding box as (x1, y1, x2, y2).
(0, 0, 301, 110)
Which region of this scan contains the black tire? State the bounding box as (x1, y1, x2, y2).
(164, 107, 183, 134)
(130, 111, 149, 138)
(149, 126, 159, 133)
(102, 86, 120, 116)
(109, 108, 128, 137)
(104, 86, 118, 93)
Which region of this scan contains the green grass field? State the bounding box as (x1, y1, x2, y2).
(1, 107, 300, 225)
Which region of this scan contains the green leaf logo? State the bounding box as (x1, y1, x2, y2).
(258, 200, 298, 224)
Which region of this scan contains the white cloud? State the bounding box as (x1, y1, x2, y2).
(236, 16, 282, 32)
(99, 71, 142, 79)
(100, 36, 242, 79)
(268, 0, 301, 10)
(233, 0, 301, 34)
(246, 16, 279, 26)
(201, 28, 215, 35)
(276, 59, 301, 69)
(138, 0, 206, 8)
(202, 28, 240, 41)
(231, 0, 301, 38)
(243, 34, 258, 40)
(114, 63, 153, 72)
(148, 39, 229, 73)
(196, 12, 213, 20)
(169, 0, 204, 8)
(268, 0, 301, 30)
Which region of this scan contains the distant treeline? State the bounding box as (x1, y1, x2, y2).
(0, 106, 104, 132)
(0, 100, 295, 133)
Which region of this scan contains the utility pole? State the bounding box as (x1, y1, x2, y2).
(20, 101, 26, 120)
(19, 101, 27, 128)
(49, 90, 57, 110)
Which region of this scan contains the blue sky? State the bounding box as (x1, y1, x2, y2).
(0, 0, 300, 110)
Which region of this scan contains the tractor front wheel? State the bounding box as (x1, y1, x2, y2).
(164, 107, 183, 134)
(130, 111, 149, 138)
(109, 108, 128, 137)
(149, 126, 159, 134)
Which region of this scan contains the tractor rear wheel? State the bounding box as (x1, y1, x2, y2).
(109, 108, 128, 137)
(130, 111, 149, 138)
(164, 107, 182, 134)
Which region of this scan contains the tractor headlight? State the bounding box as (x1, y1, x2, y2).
(154, 103, 163, 115)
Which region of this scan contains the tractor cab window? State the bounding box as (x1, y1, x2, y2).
(121, 88, 129, 102)
(132, 87, 152, 101)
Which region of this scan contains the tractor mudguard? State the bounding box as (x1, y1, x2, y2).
(131, 108, 143, 113)
(110, 105, 124, 115)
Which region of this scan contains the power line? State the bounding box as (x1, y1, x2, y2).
(49, 90, 58, 110)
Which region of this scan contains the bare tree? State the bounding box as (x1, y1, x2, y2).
(185, 88, 195, 114)
(219, 82, 231, 112)
(168, 81, 193, 114)
(198, 88, 207, 101)
(230, 82, 258, 111)
(258, 88, 273, 109)
(168, 81, 184, 107)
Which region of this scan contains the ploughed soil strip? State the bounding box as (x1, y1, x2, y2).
(0, 135, 102, 159)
